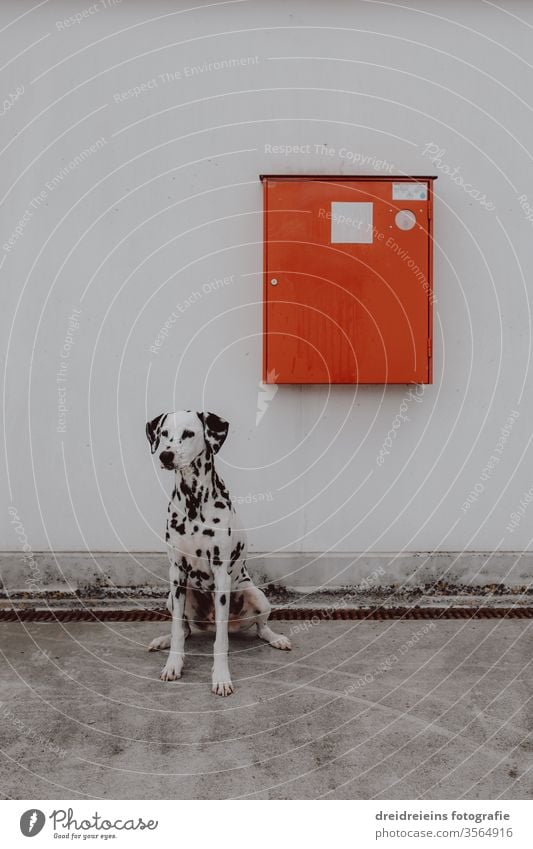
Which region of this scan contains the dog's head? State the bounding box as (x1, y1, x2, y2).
(146, 410, 229, 470)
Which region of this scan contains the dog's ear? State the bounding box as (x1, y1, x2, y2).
(197, 412, 229, 455)
(146, 413, 167, 455)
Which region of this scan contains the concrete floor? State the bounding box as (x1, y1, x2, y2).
(0, 619, 531, 799)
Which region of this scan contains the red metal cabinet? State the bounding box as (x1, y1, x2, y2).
(261, 175, 436, 384)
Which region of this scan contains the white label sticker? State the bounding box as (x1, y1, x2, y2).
(393, 182, 428, 201)
(330, 202, 373, 244)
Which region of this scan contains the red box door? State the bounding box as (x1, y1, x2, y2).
(262, 177, 434, 384)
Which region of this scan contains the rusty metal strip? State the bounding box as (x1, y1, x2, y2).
(0, 607, 531, 622)
(271, 607, 533, 620)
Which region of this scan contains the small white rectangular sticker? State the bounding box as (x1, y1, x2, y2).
(330, 202, 373, 244)
(393, 182, 428, 201)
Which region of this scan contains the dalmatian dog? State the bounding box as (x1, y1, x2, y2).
(146, 410, 291, 696)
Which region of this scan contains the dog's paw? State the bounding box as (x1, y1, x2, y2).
(160, 658, 184, 681)
(269, 634, 292, 650)
(148, 634, 171, 652)
(212, 679, 235, 697)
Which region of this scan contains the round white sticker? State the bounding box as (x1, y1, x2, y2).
(395, 210, 417, 230)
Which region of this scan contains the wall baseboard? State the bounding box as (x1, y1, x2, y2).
(0, 550, 531, 593)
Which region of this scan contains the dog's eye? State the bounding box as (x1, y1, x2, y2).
(161, 430, 168, 438)
(181, 429, 195, 439)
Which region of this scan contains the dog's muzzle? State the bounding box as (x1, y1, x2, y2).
(159, 451, 175, 469)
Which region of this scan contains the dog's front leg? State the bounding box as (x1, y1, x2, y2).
(212, 568, 233, 696)
(160, 561, 187, 681)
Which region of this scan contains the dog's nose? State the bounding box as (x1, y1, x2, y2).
(159, 451, 174, 467)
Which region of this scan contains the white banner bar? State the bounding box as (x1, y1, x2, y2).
(2, 799, 531, 848)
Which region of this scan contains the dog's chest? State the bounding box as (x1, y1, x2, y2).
(167, 508, 226, 574)
(166, 509, 249, 591)
(164, 469, 249, 589)
(166, 502, 232, 545)
(167, 514, 228, 553)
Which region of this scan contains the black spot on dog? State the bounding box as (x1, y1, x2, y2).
(203, 528, 214, 537)
(213, 517, 220, 523)
(165, 531, 170, 541)
(195, 549, 202, 557)
(193, 525, 199, 532)
(212, 546, 222, 567)
(214, 501, 226, 509)
(182, 429, 195, 439)
(230, 542, 244, 566)
(220, 594, 226, 605)
(180, 557, 192, 575)
(177, 475, 207, 526)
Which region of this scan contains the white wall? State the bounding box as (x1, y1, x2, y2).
(2, 0, 533, 559)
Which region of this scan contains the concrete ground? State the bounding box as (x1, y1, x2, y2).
(0, 619, 530, 799)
